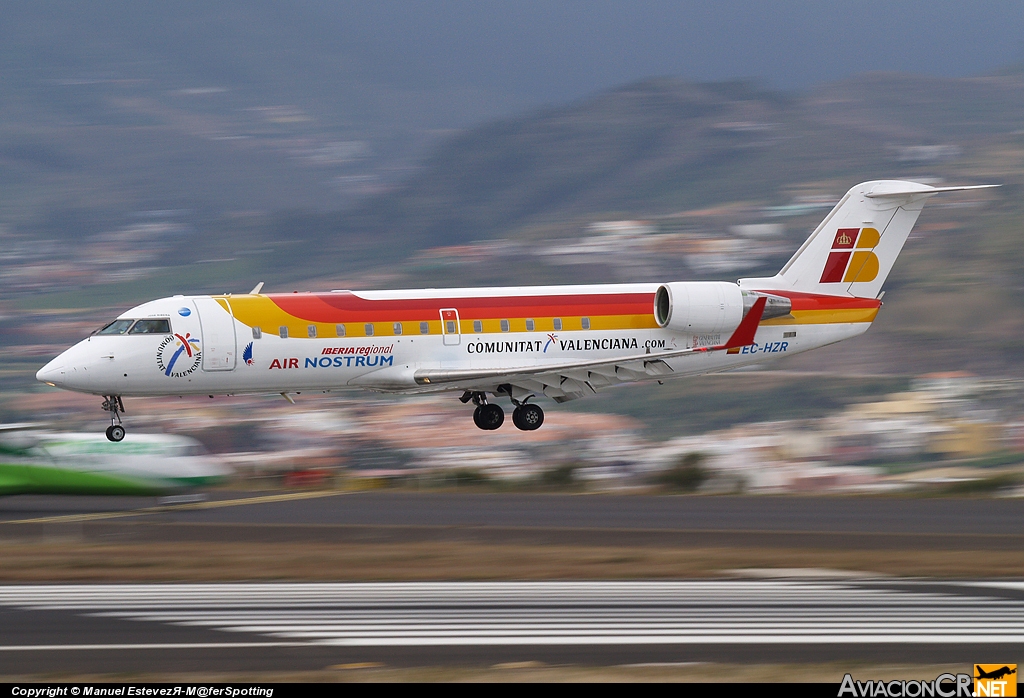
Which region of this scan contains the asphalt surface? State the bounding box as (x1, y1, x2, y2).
(1, 493, 1023, 674)
(1, 580, 1023, 673)
(1, 491, 1023, 549)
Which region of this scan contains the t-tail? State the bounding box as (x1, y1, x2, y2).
(739, 180, 996, 299)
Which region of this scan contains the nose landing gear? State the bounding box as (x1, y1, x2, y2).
(102, 395, 126, 442)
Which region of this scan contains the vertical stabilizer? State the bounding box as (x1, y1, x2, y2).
(739, 180, 995, 299)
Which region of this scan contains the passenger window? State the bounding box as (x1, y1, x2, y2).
(96, 319, 134, 335)
(253, 326, 262, 339)
(473, 320, 483, 333)
(280, 326, 289, 338)
(393, 322, 403, 335)
(553, 318, 562, 331)
(365, 324, 374, 336)
(500, 319, 510, 332)
(581, 317, 590, 330)
(420, 321, 430, 334)
(308, 325, 317, 338)
(128, 319, 170, 334)
(445, 320, 456, 334)
(526, 319, 535, 331)
(336, 324, 346, 337)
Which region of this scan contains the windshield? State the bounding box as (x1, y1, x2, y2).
(95, 319, 134, 335)
(129, 319, 170, 334)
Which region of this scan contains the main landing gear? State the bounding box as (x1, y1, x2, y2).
(461, 391, 544, 431)
(512, 403, 544, 431)
(474, 402, 505, 430)
(102, 395, 126, 442)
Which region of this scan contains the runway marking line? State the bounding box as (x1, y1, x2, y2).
(58, 520, 1024, 544)
(330, 662, 385, 670)
(1, 490, 353, 525)
(0, 642, 314, 651)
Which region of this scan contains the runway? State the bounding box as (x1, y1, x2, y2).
(1, 580, 1023, 673)
(3, 491, 1024, 550)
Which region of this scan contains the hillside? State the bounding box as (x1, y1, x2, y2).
(328, 72, 1024, 248)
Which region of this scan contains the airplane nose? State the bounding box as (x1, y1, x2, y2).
(36, 357, 65, 386)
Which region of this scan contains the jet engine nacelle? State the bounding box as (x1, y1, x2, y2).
(653, 282, 791, 334)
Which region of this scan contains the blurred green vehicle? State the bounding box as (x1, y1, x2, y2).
(0, 427, 230, 496)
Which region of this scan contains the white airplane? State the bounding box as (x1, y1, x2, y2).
(37, 180, 993, 440)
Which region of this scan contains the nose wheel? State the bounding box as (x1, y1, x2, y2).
(101, 395, 126, 442)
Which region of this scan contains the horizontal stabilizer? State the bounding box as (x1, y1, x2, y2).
(864, 183, 999, 198)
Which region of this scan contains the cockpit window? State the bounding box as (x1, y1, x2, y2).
(129, 319, 171, 334)
(96, 319, 135, 335)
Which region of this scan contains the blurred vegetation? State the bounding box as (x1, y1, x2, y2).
(442, 469, 491, 487)
(567, 374, 912, 439)
(540, 463, 578, 488)
(655, 453, 710, 492)
(935, 472, 1023, 496)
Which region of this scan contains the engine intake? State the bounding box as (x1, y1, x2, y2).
(653, 282, 791, 334)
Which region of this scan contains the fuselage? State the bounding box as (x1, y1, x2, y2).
(36, 284, 880, 398)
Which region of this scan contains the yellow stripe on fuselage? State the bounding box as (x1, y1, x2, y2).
(761, 307, 879, 326)
(219, 295, 875, 338)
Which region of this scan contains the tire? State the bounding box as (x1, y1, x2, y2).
(518, 404, 544, 431)
(512, 407, 527, 431)
(109, 425, 126, 442)
(473, 405, 486, 429)
(479, 403, 504, 430)
(105, 426, 114, 441)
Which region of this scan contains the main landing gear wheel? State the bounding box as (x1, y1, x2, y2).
(473, 403, 505, 430)
(105, 425, 125, 442)
(512, 404, 544, 431)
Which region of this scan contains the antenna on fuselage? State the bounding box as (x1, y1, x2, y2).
(250, 281, 265, 295)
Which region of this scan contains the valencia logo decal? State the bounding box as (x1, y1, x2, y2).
(156, 333, 201, 377)
(820, 227, 881, 283)
(243, 341, 254, 366)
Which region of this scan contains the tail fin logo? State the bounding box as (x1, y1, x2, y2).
(819, 227, 881, 283)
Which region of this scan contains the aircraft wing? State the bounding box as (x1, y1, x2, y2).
(413, 297, 766, 401)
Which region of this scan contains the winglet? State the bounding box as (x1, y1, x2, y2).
(718, 295, 766, 350)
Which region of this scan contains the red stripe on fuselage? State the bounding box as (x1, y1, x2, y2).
(265, 289, 878, 324)
(269, 292, 655, 323)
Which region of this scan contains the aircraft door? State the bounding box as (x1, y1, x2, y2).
(440, 308, 461, 346)
(194, 297, 237, 371)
